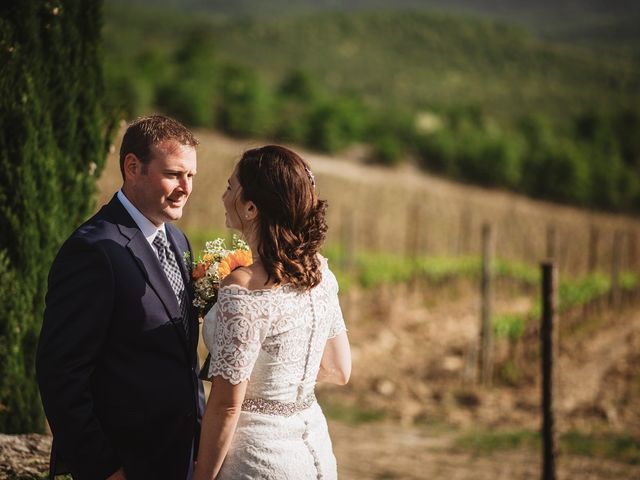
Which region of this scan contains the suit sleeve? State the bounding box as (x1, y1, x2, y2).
(36, 237, 120, 480)
(182, 230, 207, 458)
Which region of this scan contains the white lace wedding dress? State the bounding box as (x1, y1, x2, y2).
(202, 257, 347, 479)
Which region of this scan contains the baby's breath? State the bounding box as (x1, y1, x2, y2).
(188, 236, 252, 314)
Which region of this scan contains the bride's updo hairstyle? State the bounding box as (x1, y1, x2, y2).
(237, 145, 328, 291)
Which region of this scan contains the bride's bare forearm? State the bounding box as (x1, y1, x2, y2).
(193, 404, 242, 480)
(317, 333, 351, 385)
(316, 364, 349, 385)
(194, 377, 247, 480)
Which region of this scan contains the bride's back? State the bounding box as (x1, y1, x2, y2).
(202, 257, 345, 403)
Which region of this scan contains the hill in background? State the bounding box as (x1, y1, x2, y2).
(104, 6, 640, 122)
(108, 0, 640, 56)
(102, 3, 640, 213)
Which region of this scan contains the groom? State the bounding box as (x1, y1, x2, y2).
(37, 115, 204, 480)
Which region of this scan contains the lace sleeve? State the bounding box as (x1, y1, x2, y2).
(325, 265, 347, 339)
(207, 287, 270, 385)
(328, 293, 347, 338)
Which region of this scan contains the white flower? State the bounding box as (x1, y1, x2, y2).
(207, 261, 219, 277)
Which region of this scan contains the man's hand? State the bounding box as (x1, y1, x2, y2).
(106, 468, 126, 480)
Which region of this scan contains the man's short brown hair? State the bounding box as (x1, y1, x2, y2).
(119, 115, 199, 178)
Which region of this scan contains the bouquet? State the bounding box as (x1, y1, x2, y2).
(185, 234, 252, 315)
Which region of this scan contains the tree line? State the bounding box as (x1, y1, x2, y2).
(107, 27, 640, 213)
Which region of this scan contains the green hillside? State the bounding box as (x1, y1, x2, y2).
(107, 0, 640, 25)
(102, 5, 640, 213)
(104, 7, 640, 121)
(107, 0, 640, 53)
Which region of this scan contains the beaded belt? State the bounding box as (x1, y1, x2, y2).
(241, 393, 316, 417)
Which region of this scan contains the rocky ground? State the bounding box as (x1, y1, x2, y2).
(0, 433, 50, 479)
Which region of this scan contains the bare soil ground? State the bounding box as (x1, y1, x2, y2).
(327, 279, 640, 434)
(3, 422, 640, 480)
(331, 421, 640, 480)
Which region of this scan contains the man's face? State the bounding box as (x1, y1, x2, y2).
(124, 140, 197, 226)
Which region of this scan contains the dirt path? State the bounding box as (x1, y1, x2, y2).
(3, 424, 639, 480)
(559, 310, 640, 407)
(329, 421, 640, 480)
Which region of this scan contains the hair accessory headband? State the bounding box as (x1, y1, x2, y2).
(304, 165, 316, 188)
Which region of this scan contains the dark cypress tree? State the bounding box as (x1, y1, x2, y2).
(0, 1, 114, 433)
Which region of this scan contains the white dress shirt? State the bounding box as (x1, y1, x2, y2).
(117, 189, 166, 249)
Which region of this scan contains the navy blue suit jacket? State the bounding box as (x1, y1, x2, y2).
(37, 195, 204, 480)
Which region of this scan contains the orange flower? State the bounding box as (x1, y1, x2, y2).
(217, 249, 253, 280)
(217, 260, 231, 279)
(231, 249, 253, 268)
(192, 262, 208, 280)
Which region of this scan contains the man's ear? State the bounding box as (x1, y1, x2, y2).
(123, 153, 141, 182)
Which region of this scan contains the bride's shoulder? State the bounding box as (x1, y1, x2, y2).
(316, 253, 330, 268)
(316, 254, 339, 288)
(219, 263, 274, 294)
(220, 267, 253, 290)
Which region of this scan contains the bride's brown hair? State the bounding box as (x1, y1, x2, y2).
(237, 145, 328, 290)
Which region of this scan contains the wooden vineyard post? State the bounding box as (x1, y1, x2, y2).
(479, 223, 494, 386)
(628, 230, 638, 273)
(341, 207, 356, 274)
(458, 208, 471, 255)
(546, 224, 556, 261)
(610, 230, 623, 309)
(541, 262, 558, 480)
(366, 209, 380, 252)
(588, 226, 599, 273)
(405, 201, 422, 260)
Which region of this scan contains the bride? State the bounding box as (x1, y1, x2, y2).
(194, 145, 352, 480)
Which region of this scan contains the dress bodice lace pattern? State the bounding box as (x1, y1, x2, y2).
(202, 257, 346, 479)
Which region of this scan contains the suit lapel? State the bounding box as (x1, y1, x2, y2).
(166, 226, 198, 350)
(124, 231, 182, 321)
(107, 196, 189, 350)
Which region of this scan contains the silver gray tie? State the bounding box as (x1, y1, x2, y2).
(153, 230, 189, 338)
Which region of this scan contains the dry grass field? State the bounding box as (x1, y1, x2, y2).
(98, 126, 640, 277)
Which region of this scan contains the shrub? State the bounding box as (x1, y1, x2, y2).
(307, 97, 369, 153)
(155, 79, 215, 127)
(0, 0, 113, 432)
(216, 64, 274, 137)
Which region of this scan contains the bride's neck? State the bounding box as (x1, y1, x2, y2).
(241, 229, 261, 265)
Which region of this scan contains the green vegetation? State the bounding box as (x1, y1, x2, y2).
(0, 1, 113, 432)
(317, 397, 386, 425)
(190, 232, 639, 314)
(456, 428, 540, 453)
(356, 254, 482, 289)
(456, 428, 640, 465)
(104, 5, 640, 214)
(185, 229, 230, 254)
(559, 274, 610, 311)
(563, 431, 640, 465)
(494, 259, 539, 284)
(111, 0, 640, 50)
(493, 314, 526, 342)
